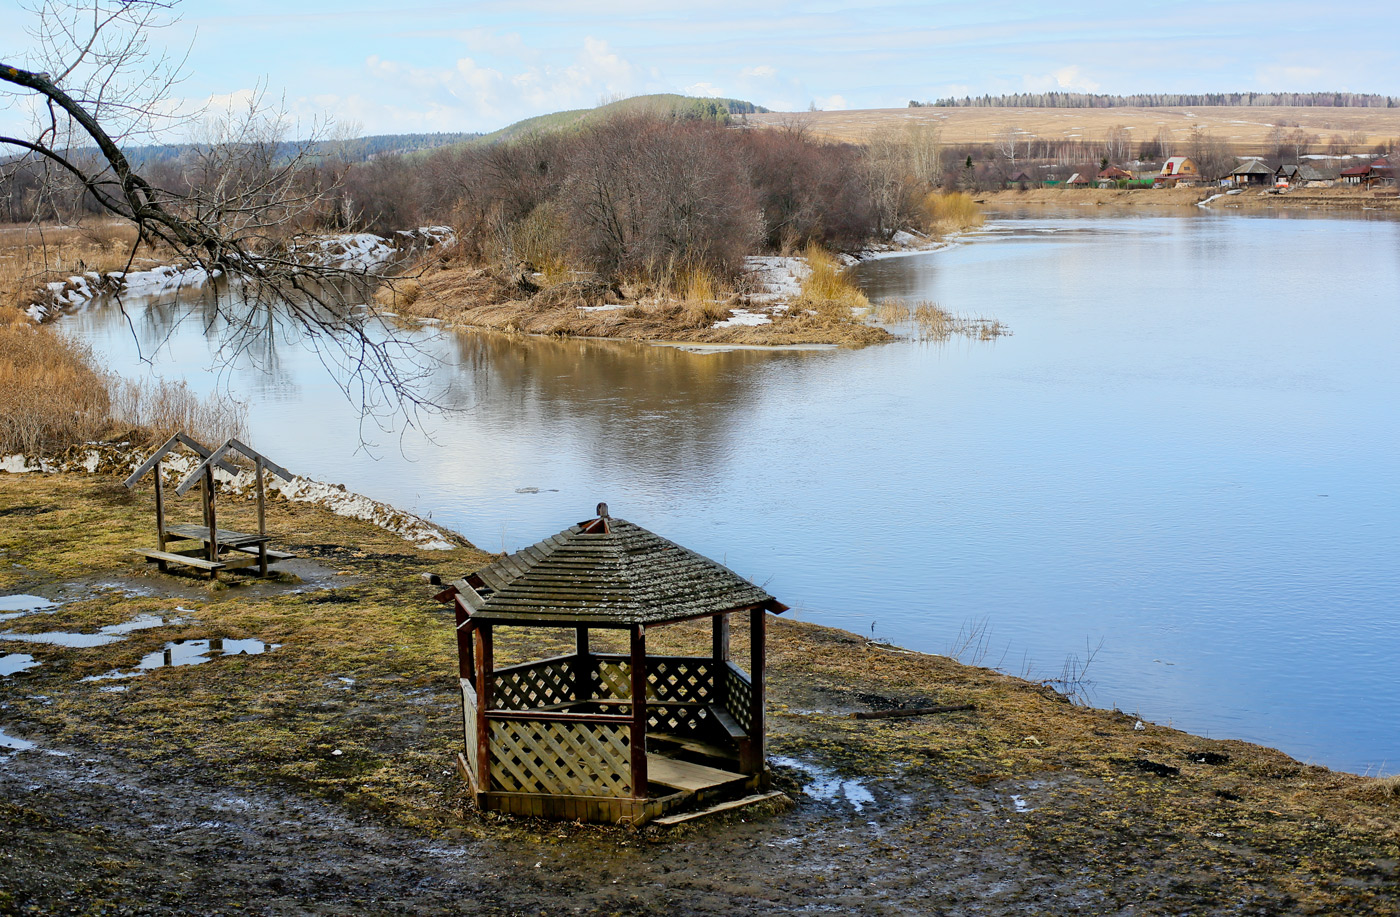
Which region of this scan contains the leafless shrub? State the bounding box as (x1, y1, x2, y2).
(106, 375, 247, 446)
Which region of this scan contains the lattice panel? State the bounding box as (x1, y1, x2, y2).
(648, 658, 714, 704)
(593, 660, 632, 701)
(462, 684, 479, 778)
(724, 664, 755, 733)
(647, 702, 711, 736)
(489, 720, 632, 798)
(493, 658, 577, 711)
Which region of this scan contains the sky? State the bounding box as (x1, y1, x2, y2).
(1, 1, 1397, 139)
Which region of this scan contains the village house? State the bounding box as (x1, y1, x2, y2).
(1064, 172, 1090, 188)
(1096, 165, 1133, 187)
(1155, 156, 1201, 187)
(1004, 170, 1034, 189)
(1228, 159, 1276, 188)
(1274, 164, 1330, 188)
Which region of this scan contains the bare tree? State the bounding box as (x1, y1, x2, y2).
(994, 125, 1024, 172)
(1102, 124, 1131, 164)
(1, 1, 435, 422)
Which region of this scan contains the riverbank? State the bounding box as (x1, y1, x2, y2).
(2, 470, 1398, 914)
(978, 185, 1400, 213)
(388, 251, 893, 347)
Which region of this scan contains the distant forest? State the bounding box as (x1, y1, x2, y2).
(122, 132, 482, 167)
(915, 92, 1398, 109)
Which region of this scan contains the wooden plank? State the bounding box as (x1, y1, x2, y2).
(476, 624, 493, 793)
(750, 607, 767, 770)
(222, 438, 292, 481)
(645, 754, 746, 793)
(486, 710, 631, 725)
(133, 549, 225, 571)
(630, 626, 648, 798)
(165, 524, 269, 548)
(652, 791, 791, 826)
(227, 545, 294, 560)
(649, 732, 737, 762)
(708, 705, 747, 741)
(123, 433, 236, 488)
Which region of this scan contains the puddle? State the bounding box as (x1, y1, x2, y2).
(0, 727, 37, 755)
(85, 638, 279, 681)
(772, 755, 877, 811)
(0, 594, 57, 622)
(0, 594, 55, 613)
(1011, 794, 1033, 813)
(0, 612, 168, 648)
(0, 653, 40, 676)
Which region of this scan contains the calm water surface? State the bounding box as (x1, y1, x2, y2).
(58, 210, 1400, 773)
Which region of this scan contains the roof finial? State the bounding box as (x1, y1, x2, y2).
(596, 502, 609, 519)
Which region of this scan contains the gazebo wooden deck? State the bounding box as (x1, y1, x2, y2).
(435, 504, 788, 825)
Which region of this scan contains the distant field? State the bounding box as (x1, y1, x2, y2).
(746, 106, 1400, 151)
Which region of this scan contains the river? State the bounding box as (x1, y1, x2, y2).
(57, 208, 1400, 774)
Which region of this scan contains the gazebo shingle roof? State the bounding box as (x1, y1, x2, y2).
(447, 512, 785, 626)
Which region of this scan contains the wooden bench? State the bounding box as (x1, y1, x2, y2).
(133, 549, 227, 572)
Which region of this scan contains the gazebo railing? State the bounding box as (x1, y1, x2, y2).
(488, 713, 634, 798)
(721, 660, 755, 734)
(484, 653, 747, 737)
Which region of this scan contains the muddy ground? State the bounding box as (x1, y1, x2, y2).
(2, 474, 1398, 915)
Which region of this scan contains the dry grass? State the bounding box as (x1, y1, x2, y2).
(0, 296, 245, 453)
(922, 191, 985, 235)
(1346, 774, 1400, 806)
(910, 300, 1011, 342)
(0, 221, 148, 310)
(796, 243, 869, 312)
(873, 299, 911, 323)
(106, 376, 248, 447)
(748, 105, 1400, 152)
(0, 320, 111, 454)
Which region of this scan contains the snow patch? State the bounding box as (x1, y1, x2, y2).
(742, 255, 808, 301)
(712, 309, 773, 329)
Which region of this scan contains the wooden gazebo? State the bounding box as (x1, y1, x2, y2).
(435, 504, 788, 825)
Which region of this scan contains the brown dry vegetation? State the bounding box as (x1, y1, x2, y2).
(921, 190, 985, 235)
(1, 471, 1399, 914)
(392, 249, 891, 347)
(0, 308, 111, 453)
(749, 105, 1400, 152)
(0, 301, 245, 457)
(0, 221, 151, 311)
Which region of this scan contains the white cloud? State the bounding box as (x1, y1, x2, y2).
(1023, 66, 1100, 93)
(814, 93, 848, 110)
(685, 81, 725, 98)
(740, 65, 777, 79)
(339, 37, 643, 132)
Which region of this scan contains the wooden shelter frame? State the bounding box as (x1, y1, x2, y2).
(439, 508, 786, 825)
(123, 434, 295, 580)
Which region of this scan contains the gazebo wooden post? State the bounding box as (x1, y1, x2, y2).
(629, 624, 648, 800)
(203, 465, 219, 578)
(255, 456, 268, 576)
(574, 626, 592, 704)
(152, 459, 168, 572)
(711, 613, 729, 707)
(454, 600, 474, 684)
(749, 607, 767, 773)
(475, 623, 494, 796)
